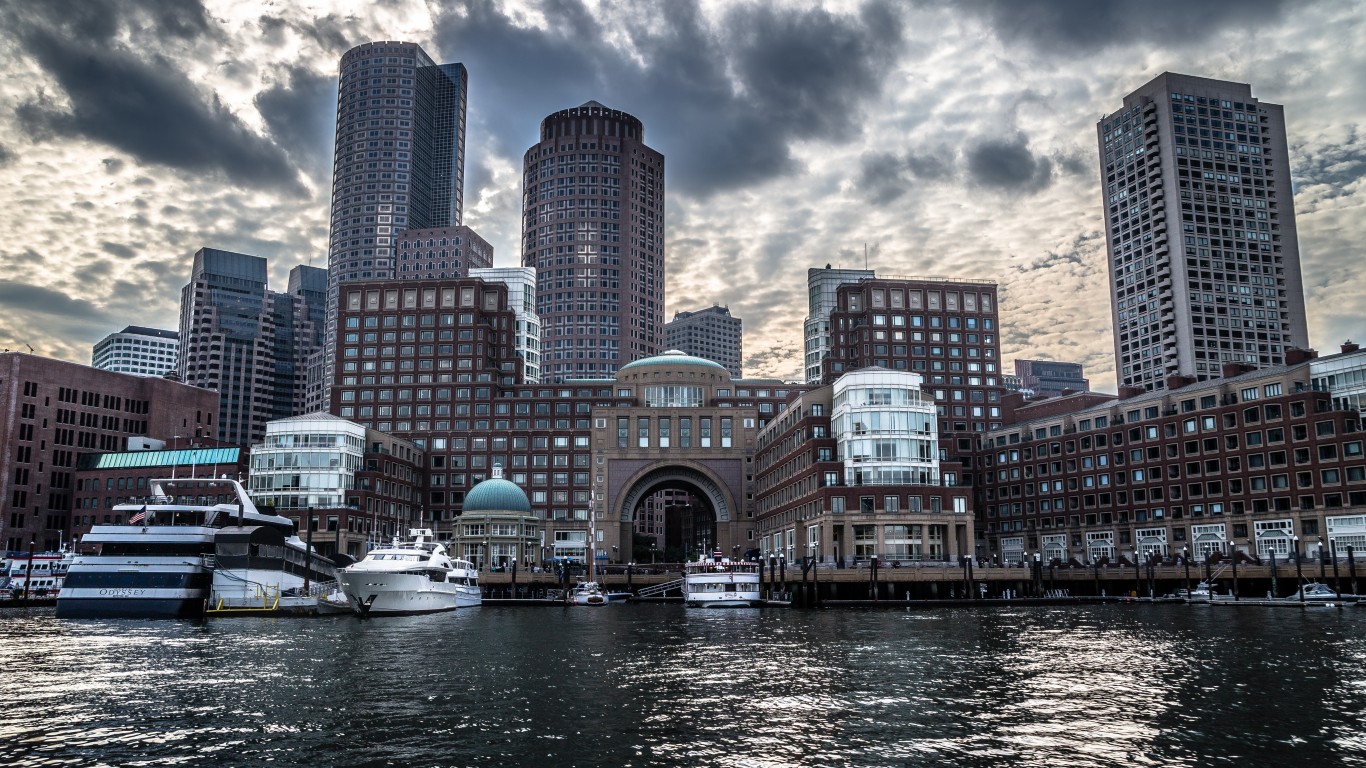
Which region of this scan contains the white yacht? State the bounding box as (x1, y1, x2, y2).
(684, 551, 762, 608)
(338, 529, 480, 616)
(58, 478, 333, 619)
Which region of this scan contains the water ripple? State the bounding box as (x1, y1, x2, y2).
(2, 605, 1366, 766)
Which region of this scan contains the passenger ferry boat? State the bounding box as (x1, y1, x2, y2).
(0, 549, 73, 599)
(684, 551, 762, 607)
(338, 528, 480, 616)
(57, 478, 329, 619)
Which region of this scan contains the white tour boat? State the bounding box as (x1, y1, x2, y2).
(684, 551, 762, 608)
(58, 478, 331, 619)
(0, 548, 73, 599)
(338, 528, 480, 616)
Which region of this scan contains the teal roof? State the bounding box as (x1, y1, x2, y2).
(464, 476, 531, 514)
(619, 350, 728, 373)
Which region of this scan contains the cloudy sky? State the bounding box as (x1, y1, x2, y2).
(1, 0, 1363, 391)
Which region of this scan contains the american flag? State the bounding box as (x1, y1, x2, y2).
(128, 506, 147, 525)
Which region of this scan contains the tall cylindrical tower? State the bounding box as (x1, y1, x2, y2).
(521, 101, 664, 382)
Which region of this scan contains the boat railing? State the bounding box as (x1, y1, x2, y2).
(637, 579, 683, 598)
(296, 579, 340, 598)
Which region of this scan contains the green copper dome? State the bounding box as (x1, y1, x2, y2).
(619, 350, 728, 374)
(464, 469, 531, 514)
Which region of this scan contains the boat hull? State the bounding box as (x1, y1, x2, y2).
(56, 555, 213, 619)
(55, 595, 205, 619)
(685, 595, 761, 608)
(338, 570, 481, 615)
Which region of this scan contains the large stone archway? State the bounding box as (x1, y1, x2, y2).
(613, 463, 736, 524)
(603, 459, 748, 561)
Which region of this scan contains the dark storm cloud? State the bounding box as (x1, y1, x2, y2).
(101, 242, 136, 260)
(437, 0, 904, 197)
(0, 280, 108, 322)
(969, 0, 1292, 51)
(0, 144, 14, 167)
(856, 149, 954, 203)
(255, 65, 339, 183)
(965, 135, 1053, 192)
(101, 158, 125, 174)
(7, 4, 305, 195)
(257, 13, 362, 56)
(3, 0, 216, 47)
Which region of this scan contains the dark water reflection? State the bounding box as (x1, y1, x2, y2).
(2, 604, 1364, 767)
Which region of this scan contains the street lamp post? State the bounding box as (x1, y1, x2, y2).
(21, 541, 35, 601)
(967, 555, 976, 600)
(779, 555, 787, 599)
(1182, 547, 1191, 597)
(1230, 545, 1239, 600)
(1027, 546, 1038, 595)
(870, 554, 880, 601)
(1133, 550, 1141, 598)
(1269, 548, 1278, 599)
(1319, 537, 1328, 583)
(1293, 535, 1304, 602)
(1331, 539, 1342, 596)
(1147, 555, 1155, 599)
(1350, 545, 1359, 597)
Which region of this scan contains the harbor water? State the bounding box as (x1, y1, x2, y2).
(2, 603, 1365, 767)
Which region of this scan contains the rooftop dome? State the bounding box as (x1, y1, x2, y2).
(618, 350, 728, 374)
(463, 467, 531, 514)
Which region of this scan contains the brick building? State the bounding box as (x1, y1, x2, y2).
(976, 355, 1365, 565)
(0, 353, 218, 552)
(755, 369, 974, 567)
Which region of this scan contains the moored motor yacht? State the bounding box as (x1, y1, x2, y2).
(338, 528, 480, 615)
(1286, 582, 1360, 605)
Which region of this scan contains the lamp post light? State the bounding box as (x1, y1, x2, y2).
(1331, 539, 1342, 597)
(1133, 550, 1141, 598)
(1319, 537, 1328, 583)
(1033, 552, 1041, 597)
(1269, 547, 1278, 599)
(1182, 546, 1191, 597)
(1230, 544, 1239, 601)
(870, 554, 880, 601)
(967, 554, 976, 600)
(1293, 535, 1304, 602)
(1147, 554, 1156, 599)
(1350, 545, 1359, 597)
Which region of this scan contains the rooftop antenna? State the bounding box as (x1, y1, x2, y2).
(25, 344, 34, 353)
(863, 243, 868, 270)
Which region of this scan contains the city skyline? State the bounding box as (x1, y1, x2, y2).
(0, 1, 1363, 392)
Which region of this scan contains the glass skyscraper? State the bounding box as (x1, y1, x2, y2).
(322, 41, 468, 398)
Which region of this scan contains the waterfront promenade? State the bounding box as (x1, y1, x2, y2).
(477, 557, 1362, 602)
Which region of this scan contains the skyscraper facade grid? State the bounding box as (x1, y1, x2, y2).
(1098, 72, 1307, 391)
(664, 305, 743, 378)
(322, 41, 468, 400)
(522, 101, 665, 382)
